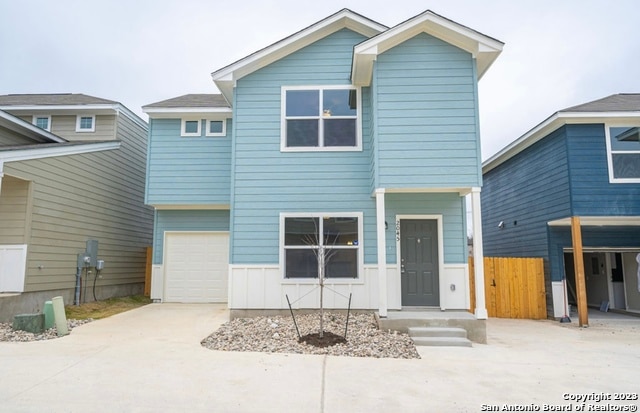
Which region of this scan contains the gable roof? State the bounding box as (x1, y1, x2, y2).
(142, 94, 232, 118)
(352, 10, 503, 85)
(211, 9, 388, 103)
(0, 93, 118, 106)
(211, 9, 503, 103)
(483, 93, 640, 173)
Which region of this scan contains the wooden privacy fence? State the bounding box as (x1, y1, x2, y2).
(469, 257, 547, 319)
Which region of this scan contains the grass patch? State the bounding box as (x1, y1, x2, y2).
(65, 295, 152, 320)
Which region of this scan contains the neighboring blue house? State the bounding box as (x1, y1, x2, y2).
(143, 9, 503, 319)
(482, 94, 640, 318)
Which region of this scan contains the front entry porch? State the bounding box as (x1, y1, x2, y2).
(375, 309, 486, 344)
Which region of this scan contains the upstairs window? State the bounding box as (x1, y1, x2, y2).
(282, 213, 361, 279)
(181, 119, 201, 137)
(206, 120, 226, 137)
(606, 125, 640, 182)
(32, 115, 51, 131)
(76, 115, 95, 132)
(281, 86, 360, 151)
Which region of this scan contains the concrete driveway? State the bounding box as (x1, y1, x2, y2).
(0, 304, 638, 413)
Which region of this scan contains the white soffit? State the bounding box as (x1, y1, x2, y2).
(352, 10, 503, 86)
(211, 9, 387, 103)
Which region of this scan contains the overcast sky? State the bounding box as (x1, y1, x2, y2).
(1, 0, 638, 160)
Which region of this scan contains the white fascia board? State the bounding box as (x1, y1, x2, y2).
(483, 111, 640, 174)
(548, 216, 640, 227)
(0, 110, 66, 143)
(1, 141, 120, 163)
(143, 107, 233, 119)
(211, 10, 386, 103)
(352, 11, 503, 85)
(151, 204, 231, 210)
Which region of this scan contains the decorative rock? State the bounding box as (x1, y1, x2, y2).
(201, 312, 421, 359)
(12, 313, 45, 334)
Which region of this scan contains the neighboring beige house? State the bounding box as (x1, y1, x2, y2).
(0, 94, 153, 321)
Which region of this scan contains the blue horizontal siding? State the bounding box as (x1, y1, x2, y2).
(566, 124, 640, 216)
(153, 209, 230, 264)
(146, 118, 231, 205)
(231, 29, 371, 265)
(384, 193, 467, 264)
(373, 33, 481, 189)
(482, 127, 572, 259)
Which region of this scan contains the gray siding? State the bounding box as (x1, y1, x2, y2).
(145, 118, 232, 206)
(374, 33, 481, 189)
(3, 113, 152, 293)
(0, 126, 37, 146)
(0, 176, 29, 243)
(17, 114, 116, 141)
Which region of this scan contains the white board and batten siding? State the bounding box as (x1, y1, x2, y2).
(159, 232, 229, 303)
(228, 263, 470, 310)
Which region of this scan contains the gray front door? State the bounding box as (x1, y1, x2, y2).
(401, 219, 439, 306)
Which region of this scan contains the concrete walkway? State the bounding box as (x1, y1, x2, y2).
(0, 304, 638, 412)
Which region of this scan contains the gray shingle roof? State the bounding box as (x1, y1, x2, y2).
(0, 93, 118, 106)
(560, 93, 640, 113)
(143, 94, 229, 109)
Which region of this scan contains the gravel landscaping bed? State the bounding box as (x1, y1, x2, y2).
(201, 312, 420, 359)
(0, 319, 92, 342)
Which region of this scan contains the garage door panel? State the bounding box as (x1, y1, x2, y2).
(164, 232, 229, 303)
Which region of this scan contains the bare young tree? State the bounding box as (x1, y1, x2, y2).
(303, 222, 339, 338)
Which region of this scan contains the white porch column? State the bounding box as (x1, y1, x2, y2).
(375, 188, 387, 317)
(471, 187, 488, 319)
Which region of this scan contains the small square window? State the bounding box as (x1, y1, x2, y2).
(206, 119, 226, 137)
(181, 119, 201, 137)
(75, 115, 95, 132)
(33, 115, 51, 131)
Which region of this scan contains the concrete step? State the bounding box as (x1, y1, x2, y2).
(408, 327, 472, 347)
(408, 327, 468, 338)
(411, 336, 473, 347)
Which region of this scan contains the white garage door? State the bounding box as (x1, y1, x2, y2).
(164, 232, 229, 303)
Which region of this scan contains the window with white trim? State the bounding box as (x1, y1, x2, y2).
(181, 119, 201, 137)
(76, 115, 95, 132)
(606, 125, 640, 182)
(32, 115, 51, 131)
(206, 119, 226, 137)
(282, 214, 361, 279)
(281, 86, 360, 151)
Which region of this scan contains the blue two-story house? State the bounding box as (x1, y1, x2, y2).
(143, 9, 503, 320)
(482, 94, 640, 318)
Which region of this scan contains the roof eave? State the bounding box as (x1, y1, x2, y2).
(142, 107, 233, 119)
(0, 141, 121, 164)
(352, 10, 504, 86)
(0, 110, 67, 143)
(211, 9, 387, 104)
(482, 111, 640, 173)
